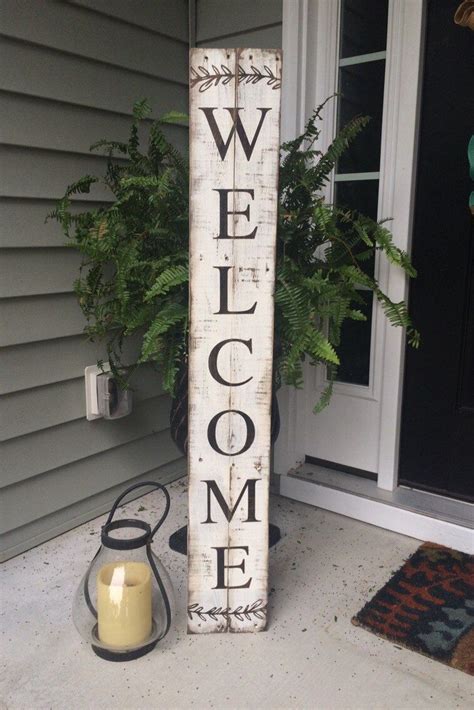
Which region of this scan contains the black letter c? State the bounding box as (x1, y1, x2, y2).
(208, 338, 253, 386)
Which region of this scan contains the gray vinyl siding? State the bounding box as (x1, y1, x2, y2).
(0, 0, 188, 561)
(195, 0, 282, 48)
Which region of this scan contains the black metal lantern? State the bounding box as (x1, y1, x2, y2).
(73, 482, 174, 662)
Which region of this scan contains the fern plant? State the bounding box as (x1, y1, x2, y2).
(49, 100, 190, 394)
(275, 99, 419, 410)
(50, 98, 419, 413)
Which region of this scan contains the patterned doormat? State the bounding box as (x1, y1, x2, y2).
(352, 542, 474, 675)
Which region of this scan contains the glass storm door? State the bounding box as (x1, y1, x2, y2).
(303, 0, 391, 476)
(398, 0, 474, 502)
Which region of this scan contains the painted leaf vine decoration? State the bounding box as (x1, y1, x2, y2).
(187, 599, 267, 621)
(190, 64, 281, 92)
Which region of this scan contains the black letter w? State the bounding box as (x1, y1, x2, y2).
(199, 107, 271, 161)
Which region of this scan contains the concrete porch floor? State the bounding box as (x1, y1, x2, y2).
(1, 479, 471, 709)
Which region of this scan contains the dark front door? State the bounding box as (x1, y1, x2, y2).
(399, 0, 474, 503)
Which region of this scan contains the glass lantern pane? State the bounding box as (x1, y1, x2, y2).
(337, 59, 386, 174)
(340, 0, 389, 58)
(73, 542, 174, 656)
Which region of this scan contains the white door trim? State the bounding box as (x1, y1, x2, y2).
(279, 0, 425, 487)
(275, 0, 341, 477)
(280, 470, 473, 554)
(375, 0, 426, 489)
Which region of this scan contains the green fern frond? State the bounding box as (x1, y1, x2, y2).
(347, 308, 367, 321)
(90, 139, 128, 155)
(372, 223, 417, 277)
(159, 111, 189, 126)
(133, 98, 152, 120)
(139, 302, 188, 362)
(312, 115, 370, 187)
(313, 380, 334, 414)
(304, 328, 340, 366)
(145, 264, 189, 301)
(65, 175, 98, 197)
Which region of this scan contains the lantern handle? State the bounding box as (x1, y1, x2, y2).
(105, 480, 171, 541)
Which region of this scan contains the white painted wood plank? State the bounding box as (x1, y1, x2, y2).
(187, 48, 281, 633)
(228, 48, 281, 632)
(188, 47, 236, 634)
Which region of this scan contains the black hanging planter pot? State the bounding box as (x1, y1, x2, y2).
(168, 357, 282, 555)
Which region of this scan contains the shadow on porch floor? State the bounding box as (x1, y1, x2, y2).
(1, 479, 471, 709)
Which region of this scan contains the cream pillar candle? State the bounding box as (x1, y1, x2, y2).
(97, 561, 152, 648)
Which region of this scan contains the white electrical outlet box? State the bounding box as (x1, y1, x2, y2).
(85, 363, 110, 420)
(85, 363, 133, 421)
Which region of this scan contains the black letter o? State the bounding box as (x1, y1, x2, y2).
(207, 409, 255, 456)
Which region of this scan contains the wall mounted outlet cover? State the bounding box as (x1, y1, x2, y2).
(85, 364, 133, 421)
(96, 372, 132, 420)
(85, 364, 110, 420)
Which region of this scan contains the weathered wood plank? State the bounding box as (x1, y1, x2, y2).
(227, 48, 281, 632)
(187, 48, 281, 633)
(188, 47, 236, 634)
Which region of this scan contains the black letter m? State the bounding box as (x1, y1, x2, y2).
(202, 479, 261, 523)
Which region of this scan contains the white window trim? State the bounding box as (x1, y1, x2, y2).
(278, 0, 474, 551)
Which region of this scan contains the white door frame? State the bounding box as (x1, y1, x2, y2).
(276, 0, 473, 553)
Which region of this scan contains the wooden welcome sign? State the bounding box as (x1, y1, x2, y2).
(187, 48, 282, 633)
